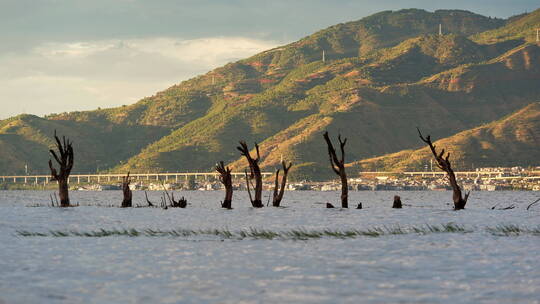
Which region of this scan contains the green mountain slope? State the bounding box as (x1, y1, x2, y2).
(472, 8, 540, 44)
(0, 8, 539, 179)
(353, 102, 540, 171)
(0, 115, 168, 174)
(120, 33, 540, 178)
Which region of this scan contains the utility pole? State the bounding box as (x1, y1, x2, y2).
(439, 24, 442, 36)
(536, 28, 539, 42)
(322, 49, 325, 62)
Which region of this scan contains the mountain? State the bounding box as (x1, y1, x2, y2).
(352, 102, 540, 171)
(472, 8, 540, 44)
(0, 8, 539, 179)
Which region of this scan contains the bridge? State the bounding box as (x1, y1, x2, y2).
(0, 172, 275, 185)
(1, 171, 538, 185)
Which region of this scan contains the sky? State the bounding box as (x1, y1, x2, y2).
(1, 0, 538, 119)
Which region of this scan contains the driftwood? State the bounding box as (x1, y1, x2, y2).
(237, 141, 264, 208)
(393, 195, 402, 208)
(527, 198, 540, 210)
(48, 130, 74, 207)
(49, 192, 59, 207)
(144, 191, 155, 207)
(323, 131, 348, 208)
(121, 172, 132, 208)
(272, 161, 293, 207)
(216, 161, 233, 209)
(493, 204, 516, 210)
(418, 128, 470, 210)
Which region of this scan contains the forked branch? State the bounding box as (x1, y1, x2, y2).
(323, 131, 348, 208)
(238, 141, 263, 208)
(272, 161, 293, 207)
(48, 130, 74, 207)
(121, 172, 132, 208)
(216, 161, 233, 209)
(417, 128, 469, 210)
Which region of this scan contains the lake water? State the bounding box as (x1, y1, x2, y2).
(0, 190, 539, 303)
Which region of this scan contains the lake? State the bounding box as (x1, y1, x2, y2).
(1, 190, 539, 303)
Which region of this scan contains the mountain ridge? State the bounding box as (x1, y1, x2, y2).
(1, 8, 539, 179)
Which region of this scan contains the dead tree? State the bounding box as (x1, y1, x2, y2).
(237, 141, 264, 208)
(272, 161, 292, 207)
(216, 161, 233, 209)
(121, 172, 132, 208)
(48, 130, 74, 207)
(418, 128, 470, 210)
(392, 195, 402, 208)
(170, 193, 187, 208)
(323, 131, 348, 208)
(160, 181, 187, 208)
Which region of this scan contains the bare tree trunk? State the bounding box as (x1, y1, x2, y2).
(272, 161, 292, 207)
(237, 141, 264, 208)
(216, 161, 233, 209)
(48, 130, 74, 207)
(392, 195, 402, 208)
(323, 131, 348, 208)
(418, 128, 470, 210)
(121, 172, 132, 208)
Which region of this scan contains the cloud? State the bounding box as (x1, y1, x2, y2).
(0, 37, 280, 118)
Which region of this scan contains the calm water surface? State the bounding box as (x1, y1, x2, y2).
(0, 190, 539, 303)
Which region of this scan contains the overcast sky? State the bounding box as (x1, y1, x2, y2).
(1, 0, 538, 119)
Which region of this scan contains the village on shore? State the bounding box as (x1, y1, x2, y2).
(68, 166, 539, 192)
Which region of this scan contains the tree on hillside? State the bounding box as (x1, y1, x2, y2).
(272, 161, 293, 207)
(216, 161, 233, 209)
(323, 131, 348, 208)
(417, 128, 470, 210)
(48, 130, 74, 207)
(237, 141, 264, 208)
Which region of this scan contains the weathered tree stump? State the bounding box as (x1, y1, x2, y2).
(170, 193, 187, 208)
(48, 130, 74, 207)
(323, 131, 348, 208)
(121, 172, 132, 208)
(392, 195, 402, 208)
(418, 128, 470, 210)
(272, 161, 293, 207)
(237, 141, 264, 208)
(216, 161, 233, 209)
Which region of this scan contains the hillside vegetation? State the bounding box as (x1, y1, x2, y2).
(353, 102, 540, 171)
(0, 8, 539, 179)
